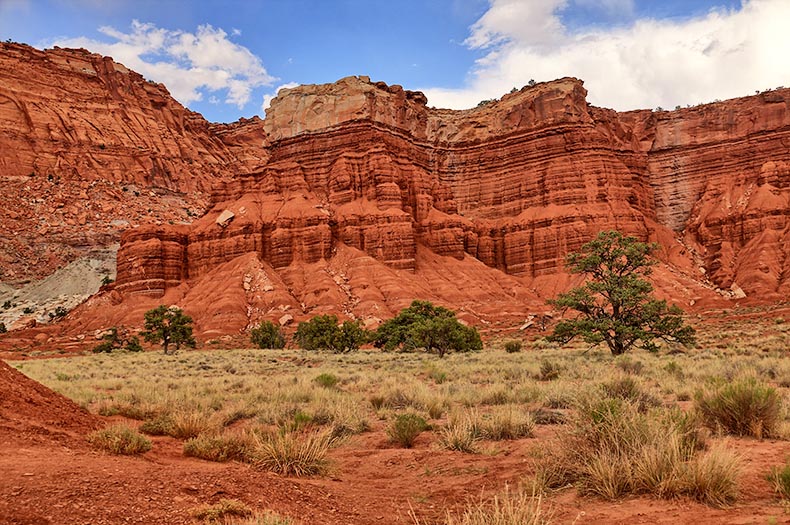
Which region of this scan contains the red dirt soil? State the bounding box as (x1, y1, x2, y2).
(0, 363, 788, 525)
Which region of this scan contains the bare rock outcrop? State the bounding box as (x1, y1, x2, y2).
(1, 43, 789, 342)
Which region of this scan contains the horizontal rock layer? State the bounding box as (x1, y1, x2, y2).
(1, 44, 789, 339)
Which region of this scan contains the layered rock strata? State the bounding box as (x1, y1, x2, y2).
(0, 43, 265, 282)
(2, 42, 789, 339)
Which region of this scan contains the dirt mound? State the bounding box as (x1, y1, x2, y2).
(0, 360, 100, 445)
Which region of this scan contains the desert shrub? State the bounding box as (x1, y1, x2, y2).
(531, 408, 566, 425)
(170, 410, 217, 439)
(183, 432, 253, 462)
(2, 300, 10, 309)
(694, 377, 782, 438)
(445, 486, 548, 525)
(140, 414, 175, 436)
(503, 340, 522, 353)
(767, 461, 790, 499)
(235, 511, 296, 525)
(125, 336, 143, 352)
(480, 406, 535, 440)
(294, 315, 367, 353)
(92, 327, 124, 353)
(313, 372, 339, 389)
(251, 320, 285, 349)
(683, 446, 740, 507)
(533, 398, 739, 505)
(664, 360, 684, 378)
(373, 300, 482, 357)
(614, 355, 643, 375)
(439, 415, 480, 453)
(0, 322, 7, 334)
(387, 413, 427, 448)
(537, 360, 561, 381)
(600, 375, 660, 411)
(253, 430, 332, 476)
(192, 499, 253, 524)
(88, 424, 152, 455)
(49, 306, 68, 320)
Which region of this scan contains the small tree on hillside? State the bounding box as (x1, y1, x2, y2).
(251, 320, 286, 349)
(373, 300, 482, 357)
(294, 315, 368, 353)
(141, 305, 195, 354)
(547, 230, 696, 355)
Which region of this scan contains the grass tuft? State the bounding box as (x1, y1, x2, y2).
(88, 424, 152, 455)
(445, 486, 549, 525)
(766, 461, 790, 500)
(192, 498, 253, 523)
(183, 431, 253, 462)
(253, 430, 332, 476)
(694, 377, 782, 438)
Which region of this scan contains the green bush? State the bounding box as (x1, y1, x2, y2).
(373, 300, 482, 357)
(387, 413, 427, 448)
(694, 377, 782, 438)
(294, 315, 367, 353)
(504, 340, 522, 353)
(313, 372, 339, 389)
(251, 320, 285, 349)
(0, 322, 6, 334)
(125, 336, 143, 352)
(139, 414, 174, 436)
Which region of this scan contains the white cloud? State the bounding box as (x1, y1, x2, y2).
(261, 82, 301, 113)
(53, 20, 275, 109)
(424, 0, 790, 111)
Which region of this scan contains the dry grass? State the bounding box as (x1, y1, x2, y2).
(534, 398, 740, 506)
(14, 314, 790, 514)
(766, 461, 790, 500)
(183, 431, 254, 462)
(445, 486, 550, 525)
(192, 498, 254, 524)
(253, 430, 332, 476)
(87, 424, 152, 455)
(694, 376, 783, 438)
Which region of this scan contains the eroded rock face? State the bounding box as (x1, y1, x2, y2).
(2, 43, 790, 340)
(110, 75, 790, 335)
(0, 43, 265, 282)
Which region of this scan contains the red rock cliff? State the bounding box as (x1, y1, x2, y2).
(0, 43, 265, 282)
(107, 75, 790, 335)
(2, 44, 789, 340)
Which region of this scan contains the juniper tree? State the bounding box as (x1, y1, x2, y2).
(547, 231, 696, 355)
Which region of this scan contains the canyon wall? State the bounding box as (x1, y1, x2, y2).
(0, 43, 265, 283)
(1, 43, 789, 340)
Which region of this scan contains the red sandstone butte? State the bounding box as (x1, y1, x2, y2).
(1, 44, 789, 340)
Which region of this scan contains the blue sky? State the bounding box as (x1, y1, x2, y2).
(1, 1, 787, 123)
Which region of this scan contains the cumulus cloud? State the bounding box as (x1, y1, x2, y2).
(261, 82, 301, 113)
(53, 20, 275, 108)
(424, 0, 790, 111)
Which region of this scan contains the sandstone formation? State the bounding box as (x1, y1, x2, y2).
(1, 42, 789, 343)
(0, 42, 266, 284)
